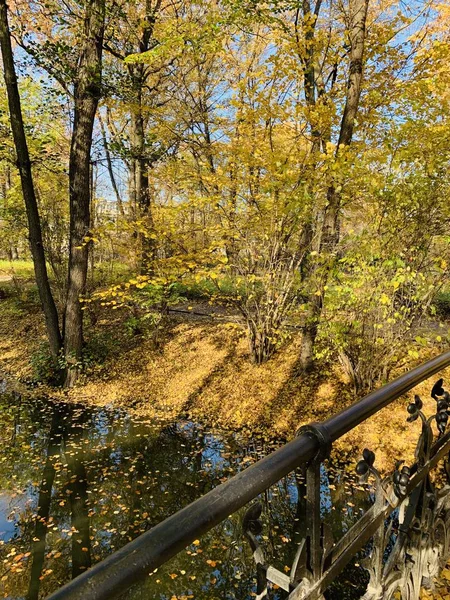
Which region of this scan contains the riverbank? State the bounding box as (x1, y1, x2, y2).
(1, 288, 449, 473)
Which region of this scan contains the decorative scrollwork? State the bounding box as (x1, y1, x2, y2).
(243, 502, 263, 545)
(243, 378, 450, 600)
(406, 394, 424, 423)
(356, 448, 377, 479)
(393, 461, 411, 500)
(431, 378, 450, 436)
(361, 379, 450, 600)
(242, 503, 268, 598)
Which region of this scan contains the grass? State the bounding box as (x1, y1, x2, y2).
(0, 259, 132, 286)
(170, 275, 253, 302)
(0, 259, 35, 279)
(89, 261, 132, 287)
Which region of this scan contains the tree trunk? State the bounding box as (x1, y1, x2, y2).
(126, 1, 161, 274)
(64, 0, 105, 387)
(300, 0, 369, 370)
(321, 0, 369, 251)
(128, 154, 137, 218)
(98, 110, 124, 217)
(0, 0, 62, 359)
(131, 102, 156, 274)
(296, 0, 324, 370)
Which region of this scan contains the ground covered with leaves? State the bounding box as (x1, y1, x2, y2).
(0, 284, 449, 473)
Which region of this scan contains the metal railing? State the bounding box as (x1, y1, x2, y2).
(47, 349, 450, 600)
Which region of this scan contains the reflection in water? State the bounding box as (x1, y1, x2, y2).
(64, 408, 92, 579)
(28, 404, 65, 600)
(0, 393, 371, 599)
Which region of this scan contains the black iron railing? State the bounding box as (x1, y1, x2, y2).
(46, 349, 450, 600)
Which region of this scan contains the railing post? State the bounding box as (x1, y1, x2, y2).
(305, 459, 322, 581)
(243, 503, 268, 599)
(298, 424, 331, 584)
(242, 424, 333, 598)
(294, 424, 332, 597)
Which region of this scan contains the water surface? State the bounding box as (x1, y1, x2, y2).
(0, 392, 371, 599)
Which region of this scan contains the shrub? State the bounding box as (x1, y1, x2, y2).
(317, 256, 435, 394)
(434, 291, 450, 319)
(31, 343, 62, 384)
(82, 330, 124, 370)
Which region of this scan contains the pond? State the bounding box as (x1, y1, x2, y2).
(0, 391, 372, 599)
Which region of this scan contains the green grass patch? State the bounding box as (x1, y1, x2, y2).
(0, 294, 26, 318)
(171, 276, 243, 301)
(0, 259, 35, 279)
(91, 262, 132, 287)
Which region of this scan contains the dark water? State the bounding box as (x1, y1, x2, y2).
(0, 392, 371, 599)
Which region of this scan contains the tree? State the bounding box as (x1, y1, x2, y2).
(0, 0, 62, 359)
(0, 0, 106, 385)
(64, 0, 106, 386)
(1, 0, 448, 389)
(0, 77, 71, 295)
(102, 0, 184, 272)
(320, 0, 450, 392)
(297, 0, 370, 370)
(128, 0, 373, 363)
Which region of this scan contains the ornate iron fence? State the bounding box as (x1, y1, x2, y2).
(46, 350, 450, 600)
